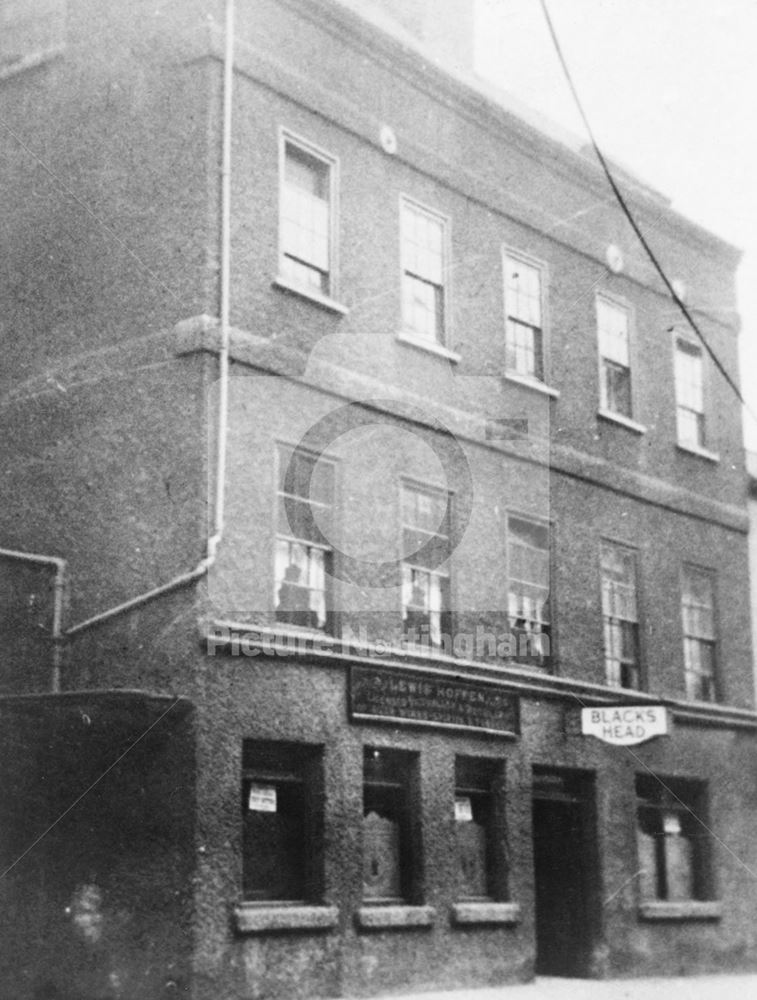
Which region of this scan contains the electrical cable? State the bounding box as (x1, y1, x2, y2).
(538, 0, 756, 424)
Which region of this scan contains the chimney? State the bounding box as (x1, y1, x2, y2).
(353, 0, 476, 73)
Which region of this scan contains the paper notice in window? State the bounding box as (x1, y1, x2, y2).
(454, 796, 473, 822)
(663, 812, 682, 835)
(248, 784, 277, 812)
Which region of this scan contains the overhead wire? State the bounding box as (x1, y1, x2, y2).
(538, 0, 756, 426)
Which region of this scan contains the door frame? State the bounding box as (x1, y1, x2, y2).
(531, 766, 602, 977)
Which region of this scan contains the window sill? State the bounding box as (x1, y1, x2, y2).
(502, 372, 560, 399)
(396, 331, 461, 363)
(272, 276, 349, 316)
(234, 903, 339, 934)
(639, 900, 722, 922)
(451, 902, 521, 926)
(598, 409, 647, 435)
(357, 905, 435, 930)
(676, 442, 720, 463)
(271, 622, 333, 641)
(508, 657, 551, 674)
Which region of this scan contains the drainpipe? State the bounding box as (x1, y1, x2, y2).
(0, 547, 67, 693)
(65, 0, 236, 640)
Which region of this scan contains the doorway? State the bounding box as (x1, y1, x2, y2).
(532, 768, 599, 977)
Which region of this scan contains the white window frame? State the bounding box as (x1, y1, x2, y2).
(600, 539, 642, 690)
(595, 293, 645, 432)
(636, 774, 713, 905)
(273, 441, 337, 633)
(399, 478, 452, 648)
(399, 196, 451, 350)
(505, 512, 552, 666)
(502, 248, 550, 384)
(672, 330, 718, 460)
(680, 564, 718, 703)
(277, 128, 341, 308)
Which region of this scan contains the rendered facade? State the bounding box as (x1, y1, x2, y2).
(1, 2, 756, 998)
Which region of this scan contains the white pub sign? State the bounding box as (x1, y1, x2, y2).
(581, 705, 669, 746)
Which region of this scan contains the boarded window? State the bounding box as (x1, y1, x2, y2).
(363, 747, 418, 902)
(636, 774, 711, 902)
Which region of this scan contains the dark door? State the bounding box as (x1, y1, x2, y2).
(532, 771, 597, 977)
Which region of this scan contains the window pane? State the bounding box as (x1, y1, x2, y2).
(677, 406, 704, 448)
(282, 142, 332, 292)
(455, 757, 505, 901)
(597, 299, 630, 365)
(505, 256, 543, 379)
(402, 202, 446, 342)
(275, 447, 334, 630)
(243, 781, 306, 899)
(675, 340, 705, 447)
(675, 340, 704, 410)
(635, 775, 709, 902)
(508, 518, 551, 665)
(401, 486, 451, 645)
(602, 359, 632, 416)
(242, 742, 322, 902)
(601, 543, 639, 688)
(681, 567, 716, 701)
(402, 274, 443, 341)
(505, 319, 543, 379)
(404, 204, 444, 283)
(363, 748, 415, 901)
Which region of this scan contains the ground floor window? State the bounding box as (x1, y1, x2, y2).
(362, 747, 419, 902)
(455, 756, 507, 900)
(241, 740, 324, 901)
(636, 774, 711, 901)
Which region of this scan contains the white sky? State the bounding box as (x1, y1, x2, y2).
(474, 0, 757, 453)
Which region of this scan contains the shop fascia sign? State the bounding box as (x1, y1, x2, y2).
(581, 705, 669, 746)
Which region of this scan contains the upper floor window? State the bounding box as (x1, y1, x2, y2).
(681, 566, 717, 702)
(674, 336, 706, 450)
(400, 198, 447, 345)
(401, 482, 451, 646)
(1, 0, 65, 72)
(504, 253, 544, 381)
(597, 297, 633, 418)
(507, 516, 551, 666)
(280, 134, 336, 296)
(275, 444, 335, 631)
(600, 541, 640, 689)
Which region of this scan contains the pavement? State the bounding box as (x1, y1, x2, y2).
(348, 974, 757, 1000)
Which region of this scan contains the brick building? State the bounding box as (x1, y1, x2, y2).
(1, 1, 756, 998)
